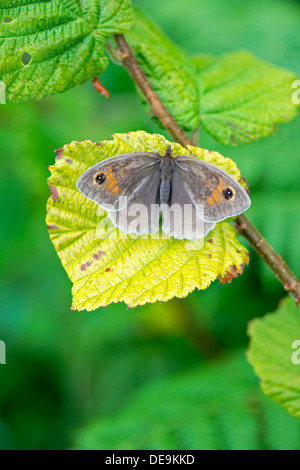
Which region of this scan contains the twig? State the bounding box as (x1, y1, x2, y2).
(114, 33, 300, 307)
(235, 214, 300, 306)
(114, 34, 190, 145)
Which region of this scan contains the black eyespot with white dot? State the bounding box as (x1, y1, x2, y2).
(95, 172, 106, 184)
(223, 187, 234, 200)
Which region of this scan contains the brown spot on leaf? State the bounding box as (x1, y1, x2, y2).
(239, 176, 250, 195)
(54, 148, 63, 160)
(218, 263, 247, 285)
(230, 135, 236, 145)
(227, 122, 238, 129)
(81, 261, 92, 271)
(66, 159, 73, 165)
(105, 268, 111, 272)
(207, 239, 213, 243)
(47, 224, 59, 230)
(48, 184, 59, 201)
(80, 261, 92, 271)
(93, 250, 105, 260)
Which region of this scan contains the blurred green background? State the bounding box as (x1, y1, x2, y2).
(0, 0, 300, 449)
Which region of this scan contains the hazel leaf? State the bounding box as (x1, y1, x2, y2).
(0, 0, 133, 102)
(127, 9, 298, 145)
(46, 131, 249, 310)
(248, 297, 300, 418)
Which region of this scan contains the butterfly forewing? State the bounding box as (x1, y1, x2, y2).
(107, 167, 161, 235)
(174, 156, 251, 223)
(76, 152, 160, 211)
(76, 143, 251, 241)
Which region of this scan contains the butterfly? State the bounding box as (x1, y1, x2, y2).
(76, 141, 251, 241)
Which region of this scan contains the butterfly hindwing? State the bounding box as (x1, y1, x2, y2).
(162, 168, 215, 240)
(107, 167, 161, 235)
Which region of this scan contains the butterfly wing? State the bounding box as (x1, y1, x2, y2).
(76, 152, 160, 211)
(162, 168, 215, 240)
(174, 156, 251, 222)
(107, 167, 161, 235)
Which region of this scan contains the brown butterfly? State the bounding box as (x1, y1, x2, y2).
(76, 143, 251, 241)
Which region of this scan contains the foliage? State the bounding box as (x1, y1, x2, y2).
(0, 0, 132, 101)
(248, 297, 300, 418)
(0, 0, 299, 451)
(126, 8, 298, 144)
(74, 352, 300, 450)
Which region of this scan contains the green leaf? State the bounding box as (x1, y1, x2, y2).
(125, 8, 200, 132)
(248, 297, 300, 418)
(46, 131, 249, 310)
(0, 0, 132, 102)
(127, 9, 298, 145)
(73, 352, 300, 450)
(261, 397, 300, 450)
(196, 51, 298, 145)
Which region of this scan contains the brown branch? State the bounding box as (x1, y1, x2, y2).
(114, 34, 190, 146)
(236, 214, 300, 306)
(114, 33, 300, 307)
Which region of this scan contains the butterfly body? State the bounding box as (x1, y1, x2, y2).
(76, 143, 251, 241)
(159, 145, 173, 205)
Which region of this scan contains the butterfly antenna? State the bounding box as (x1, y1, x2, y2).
(144, 121, 168, 146)
(172, 128, 200, 146)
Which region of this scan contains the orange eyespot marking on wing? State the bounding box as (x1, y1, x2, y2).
(222, 186, 236, 201)
(106, 177, 117, 191)
(212, 188, 222, 203)
(94, 172, 106, 185)
(207, 196, 215, 206)
(112, 186, 120, 195)
(217, 178, 225, 193)
(105, 166, 114, 180)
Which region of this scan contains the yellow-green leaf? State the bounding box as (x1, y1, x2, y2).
(46, 131, 249, 310)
